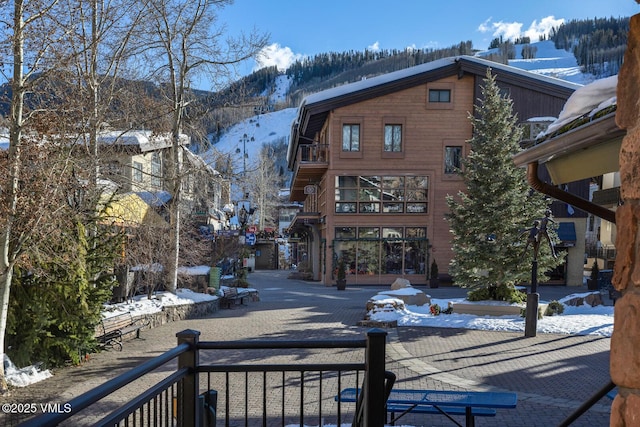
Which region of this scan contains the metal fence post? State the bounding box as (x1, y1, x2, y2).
(177, 329, 201, 427)
(363, 328, 387, 427)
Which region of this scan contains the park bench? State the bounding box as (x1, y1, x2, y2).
(220, 287, 248, 309)
(96, 312, 149, 351)
(337, 388, 516, 427)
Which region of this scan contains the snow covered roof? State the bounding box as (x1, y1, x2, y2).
(539, 75, 618, 139)
(302, 56, 579, 107)
(513, 75, 623, 185)
(97, 130, 190, 153)
(0, 129, 191, 153)
(136, 190, 172, 207)
(183, 147, 220, 176)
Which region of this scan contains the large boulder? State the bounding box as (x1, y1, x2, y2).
(390, 278, 412, 290)
(562, 292, 604, 307)
(366, 294, 406, 313)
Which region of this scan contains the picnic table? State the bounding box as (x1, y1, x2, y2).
(337, 388, 517, 427)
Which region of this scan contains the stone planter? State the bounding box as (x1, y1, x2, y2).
(451, 301, 548, 317)
(336, 279, 347, 290)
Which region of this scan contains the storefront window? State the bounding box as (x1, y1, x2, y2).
(406, 227, 427, 238)
(334, 227, 427, 279)
(335, 227, 356, 239)
(357, 241, 379, 275)
(335, 241, 357, 275)
(358, 227, 380, 238)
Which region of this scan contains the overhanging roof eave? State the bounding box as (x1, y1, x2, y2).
(513, 113, 624, 167)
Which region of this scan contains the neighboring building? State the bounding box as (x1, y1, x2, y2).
(97, 130, 188, 194)
(287, 56, 583, 286)
(96, 130, 229, 231)
(514, 75, 622, 277)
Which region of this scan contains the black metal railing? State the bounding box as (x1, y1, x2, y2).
(299, 144, 329, 163)
(557, 380, 616, 427)
(20, 328, 388, 427)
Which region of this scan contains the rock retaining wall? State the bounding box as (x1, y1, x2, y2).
(134, 299, 221, 330)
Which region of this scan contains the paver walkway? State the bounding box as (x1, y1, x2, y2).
(1, 270, 612, 426)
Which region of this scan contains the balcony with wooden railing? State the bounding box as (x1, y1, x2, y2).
(290, 144, 329, 201)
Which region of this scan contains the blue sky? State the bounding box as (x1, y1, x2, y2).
(218, 0, 638, 74)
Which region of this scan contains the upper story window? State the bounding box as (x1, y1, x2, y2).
(151, 152, 163, 187)
(429, 89, 451, 103)
(444, 146, 462, 174)
(426, 83, 454, 110)
(133, 161, 144, 182)
(342, 124, 360, 152)
(335, 175, 428, 214)
(384, 124, 403, 152)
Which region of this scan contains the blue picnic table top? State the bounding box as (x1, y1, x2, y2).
(337, 388, 517, 427)
(338, 388, 517, 408)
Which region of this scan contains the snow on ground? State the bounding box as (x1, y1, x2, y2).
(368, 289, 614, 338)
(101, 287, 218, 318)
(4, 356, 52, 388)
(100, 275, 253, 318)
(266, 74, 292, 104)
(202, 107, 297, 173)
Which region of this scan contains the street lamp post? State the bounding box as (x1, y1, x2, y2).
(521, 219, 541, 337)
(239, 133, 253, 177)
(522, 210, 557, 337)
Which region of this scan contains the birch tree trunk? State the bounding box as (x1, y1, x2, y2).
(143, 0, 267, 293)
(0, 0, 28, 393)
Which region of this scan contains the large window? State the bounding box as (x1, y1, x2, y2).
(404, 176, 428, 213)
(342, 124, 360, 152)
(335, 175, 428, 214)
(444, 146, 462, 174)
(384, 124, 402, 152)
(333, 226, 428, 277)
(428, 89, 451, 103)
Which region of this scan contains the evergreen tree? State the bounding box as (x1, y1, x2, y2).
(7, 221, 121, 367)
(445, 70, 561, 300)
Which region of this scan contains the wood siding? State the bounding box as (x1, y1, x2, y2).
(317, 75, 475, 284)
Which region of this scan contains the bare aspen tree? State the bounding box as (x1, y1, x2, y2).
(248, 144, 282, 231)
(0, 0, 67, 393)
(138, 0, 267, 292)
(60, 0, 151, 184)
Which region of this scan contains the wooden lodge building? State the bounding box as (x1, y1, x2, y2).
(286, 55, 586, 286)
